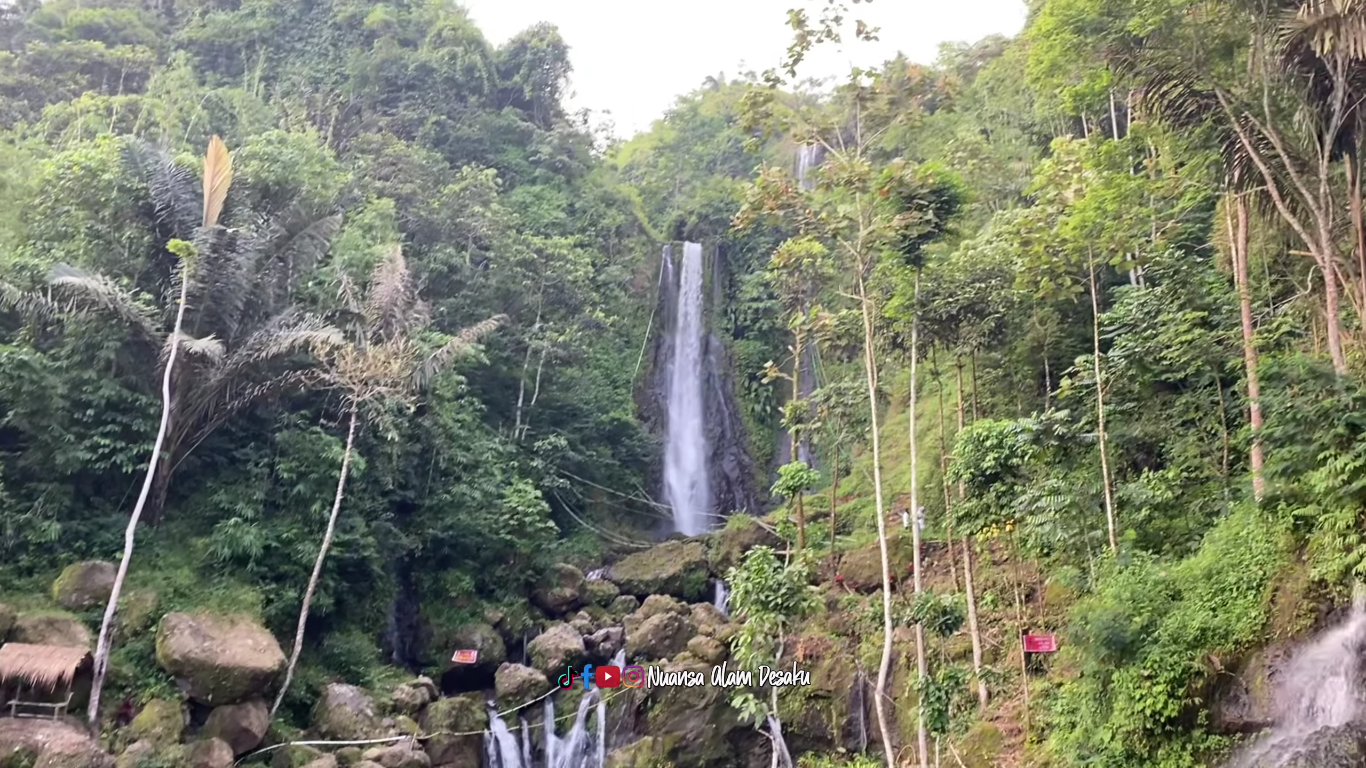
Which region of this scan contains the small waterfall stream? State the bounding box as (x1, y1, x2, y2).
(484, 650, 626, 768)
(663, 242, 711, 536)
(1226, 588, 1366, 766)
(713, 579, 730, 617)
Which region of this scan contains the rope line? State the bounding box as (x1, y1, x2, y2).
(236, 686, 632, 765)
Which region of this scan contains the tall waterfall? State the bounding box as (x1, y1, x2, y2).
(663, 242, 711, 536)
(1226, 589, 1366, 766)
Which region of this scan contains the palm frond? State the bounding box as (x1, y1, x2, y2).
(180, 334, 226, 361)
(411, 314, 506, 391)
(367, 244, 421, 343)
(0, 281, 58, 321)
(124, 141, 200, 238)
(47, 264, 161, 340)
(201, 135, 233, 229)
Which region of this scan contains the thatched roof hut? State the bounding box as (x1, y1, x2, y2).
(0, 643, 91, 691)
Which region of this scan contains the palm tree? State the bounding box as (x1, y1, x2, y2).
(85, 136, 240, 732)
(271, 244, 504, 715)
(41, 140, 345, 523)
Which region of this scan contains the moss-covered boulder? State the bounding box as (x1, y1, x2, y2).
(10, 613, 91, 649)
(838, 532, 915, 592)
(625, 612, 695, 662)
(188, 739, 233, 768)
(531, 564, 585, 615)
(585, 627, 625, 663)
(420, 693, 485, 767)
(494, 663, 548, 710)
(154, 612, 285, 705)
(605, 737, 665, 768)
(114, 592, 160, 642)
(312, 684, 381, 741)
(582, 580, 620, 608)
(689, 603, 726, 631)
(204, 698, 269, 755)
(128, 699, 184, 749)
(51, 561, 116, 611)
(269, 746, 323, 768)
(607, 596, 639, 617)
(623, 596, 686, 637)
(643, 660, 743, 767)
(527, 623, 586, 676)
(360, 744, 429, 768)
(685, 636, 727, 664)
(112, 741, 153, 768)
(0, 604, 16, 641)
(707, 516, 779, 574)
(445, 622, 506, 675)
(610, 541, 708, 601)
(956, 722, 1003, 768)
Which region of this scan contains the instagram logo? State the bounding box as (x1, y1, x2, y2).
(622, 665, 645, 688)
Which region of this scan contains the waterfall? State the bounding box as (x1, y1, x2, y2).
(1226, 588, 1366, 766)
(796, 144, 820, 190)
(664, 242, 711, 536)
(486, 703, 524, 768)
(713, 579, 730, 618)
(489, 649, 626, 768)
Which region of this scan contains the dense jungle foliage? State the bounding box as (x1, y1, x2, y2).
(6, 0, 1366, 766)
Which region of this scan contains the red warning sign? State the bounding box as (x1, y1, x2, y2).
(1023, 634, 1058, 653)
(451, 649, 479, 664)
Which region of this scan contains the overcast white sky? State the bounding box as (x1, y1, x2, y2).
(462, 0, 1030, 138)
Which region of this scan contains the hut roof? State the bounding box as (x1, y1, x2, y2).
(0, 643, 91, 690)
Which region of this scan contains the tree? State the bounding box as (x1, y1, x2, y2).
(86, 135, 233, 733)
(271, 244, 503, 715)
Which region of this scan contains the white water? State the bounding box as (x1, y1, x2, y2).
(663, 242, 711, 536)
(1226, 587, 1366, 766)
(796, 144, 819, 190)
(713, 579, 730, 618)
(487, 650, 625, 768)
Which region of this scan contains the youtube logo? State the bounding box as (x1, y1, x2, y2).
(594, 665, 621, 688)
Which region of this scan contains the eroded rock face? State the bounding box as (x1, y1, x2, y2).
(11, 613, 91, 649)
(586, 627, 625, 663)
(154, 612, 285, 705)
(625, 612, 696, 662)
(421, 693, 485, 767)
(526, 623, 587, 676)
(203, 698, 270, 756)
(1209, 645, 1288, 735)
(531, 564, 585, 615)
(640, 659, 744, 767)
(312, 684, 381, 741)
(1277, 722, 1366, 768)
(51, 561, 117, 611)
(494, 663, 548, 709)
(609, 541, 708, 601)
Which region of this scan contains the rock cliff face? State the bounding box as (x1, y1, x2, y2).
(641, 242, 760, 530)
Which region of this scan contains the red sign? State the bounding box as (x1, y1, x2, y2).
(451, 649, 479, 664)
(1023, 634, 1058, 653)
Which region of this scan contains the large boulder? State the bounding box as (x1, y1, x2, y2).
(203, 698, 270, 755)
(607, 596, 639, 618)
(51, 561, 117, 611)
(838, 532, 915, 592)
(10, 613, 91, 649)
(269, 745, 324, 768)
(312, 684, 381, 741)
(114, 591, 161, 642)
(1278, 722, 1366, 768)
(421, 694, 485, 767)
(623, 596, 687, 638)
(610, 541, 709, 601)
(526, 623, 586, 677)
(360, 744, 429, 768)
(128, 699, 184, 749)
(494, 664, 548, 710)
(531, 564, 586, 615)
(188, 739, 235, 768)
(626, 612, 696, 662)
(0, 719, 112, 768)
(444, 622, 506, 675)
(642, 660, 744, 767)
(583, 580, 620, 608)
(707, 517, 780, 574)
(154, 612, 285, 705)
(585, 628, 625, 663)
(686, 636, 727, 665)
(389, 679, 435, 717)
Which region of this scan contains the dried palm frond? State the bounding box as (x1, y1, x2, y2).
(202, 135, 233, 229)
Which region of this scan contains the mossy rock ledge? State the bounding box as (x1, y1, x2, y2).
(608, 540, 709, 601)
(421, 693, 486, 767)
(51, 561, 117, 611)
(154, 612, 285, 706)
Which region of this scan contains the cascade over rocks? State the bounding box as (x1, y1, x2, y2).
(154, 612, 285, 705)
(11, 612, 91, 648)
(203, 698, 270, 755)
(610, 540, 708, 601)
(51, 561, 117, 610)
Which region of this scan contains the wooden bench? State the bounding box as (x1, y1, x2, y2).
(4, 691, 72, 720)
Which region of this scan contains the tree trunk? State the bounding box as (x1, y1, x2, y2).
(1320, 241, 1348, 375)
(855, 268, 897, 768)
(1348, 152, 1366, 339)
(88, 265, 193, 733)
(1088, 251, 1118, 554)
(1229, 194, 1265, 500)
(934, 353, 961, 594)
(909, 274, 929, 768)
(272, 403, 361, 716)
(955, 359, 987, 709)
(829, 448, 841, 564)
(792, 325, 806, 550)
